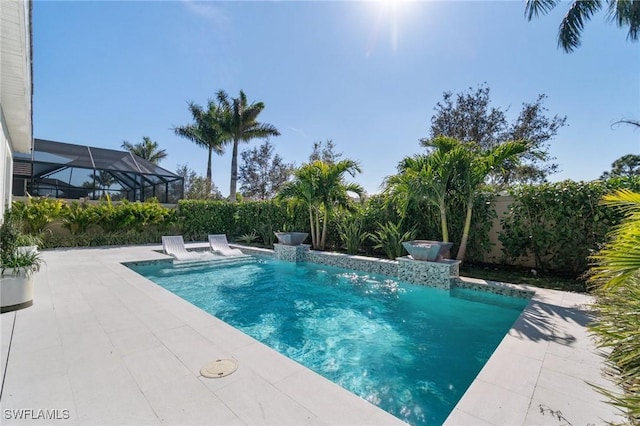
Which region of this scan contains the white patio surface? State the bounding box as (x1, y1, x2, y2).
(0, 245, 623, 425)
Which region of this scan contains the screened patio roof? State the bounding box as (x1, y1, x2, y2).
(13, 139, 183, 202)
(14, 139, 178, 178)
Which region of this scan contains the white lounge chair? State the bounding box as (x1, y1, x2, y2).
(208, 234, 244, 256)
(162, 236, 215, 261)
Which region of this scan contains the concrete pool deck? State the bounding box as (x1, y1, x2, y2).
(0, 245, 623, 425)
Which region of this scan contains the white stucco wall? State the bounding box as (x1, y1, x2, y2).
(1, 106, 14, 222)
(0, 0, 32, 223)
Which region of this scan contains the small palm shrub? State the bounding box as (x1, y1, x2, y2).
(369, 221, 416, 260)
(589, 189, 640, 422)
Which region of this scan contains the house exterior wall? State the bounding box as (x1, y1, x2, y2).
(0, 0, 33, 222)
(1, 106, 15, 221)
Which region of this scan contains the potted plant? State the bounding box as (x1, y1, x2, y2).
(1, 218, 43, 313)
(15, 232, 42, 255)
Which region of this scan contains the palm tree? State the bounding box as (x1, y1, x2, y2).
(525, 0, 640, 52)
(84, 171, 115, 198)
(452, 140, 526, 261)
(278, 164, 322, 248)
(591, 189, 640, 290)
(384, 136, 463, 242)
(315, 160, 364, 249)
(589, 189, 640, 420)
(173, 100, 227, 197)
(216, 90, 280, 202)
(278, 160, 363, 250)
(121, 137, 167, 165)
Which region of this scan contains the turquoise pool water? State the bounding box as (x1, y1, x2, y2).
(129, 257, 528, 426)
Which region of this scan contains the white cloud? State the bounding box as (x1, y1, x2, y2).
(181, 0, 230, 26)
(289, 127, 309, 140)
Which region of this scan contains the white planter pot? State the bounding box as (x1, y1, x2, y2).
(1, 269, 34, 313)
(17, 245, 38, 255)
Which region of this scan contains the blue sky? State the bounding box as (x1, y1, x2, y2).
(33, 1, 639, 196)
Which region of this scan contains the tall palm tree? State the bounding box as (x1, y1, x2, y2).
(121, 137, 167, 165)
(278, 160, 363, 250)
(173, 100, 227, 197)
(525, 0, 640, 52)
(216, 90, 280, 202)
(453, 140, 526, 261)
(384, 136, 463, 242)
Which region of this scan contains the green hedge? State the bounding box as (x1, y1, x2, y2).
(500, 178, 640, 276)
(176, 199, 308, 243)
(6, 193, 498, 262)
(10, 178, 640, 279)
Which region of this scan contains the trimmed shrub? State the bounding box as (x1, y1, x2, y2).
(176, 200, 237, 241)
(500, 177, 640, 276)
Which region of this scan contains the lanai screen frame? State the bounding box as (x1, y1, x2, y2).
(14, 139, 183, 203)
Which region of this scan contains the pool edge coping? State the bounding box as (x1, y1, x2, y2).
(6, 243, 622, 425)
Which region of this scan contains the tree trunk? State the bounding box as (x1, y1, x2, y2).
(439, 199, 449, 242)
(229, 139, 239, 202)
(456, 197, 474, 262)
(206, 146, 213, 197)
(308, 205, 316, 248)
(320, 209, 328, 250)
(314, 208, 321, 250)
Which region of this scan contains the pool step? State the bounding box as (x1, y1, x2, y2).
(172, 254, 257, 270)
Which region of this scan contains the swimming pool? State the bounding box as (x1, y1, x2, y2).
(129, 256, 529, 426)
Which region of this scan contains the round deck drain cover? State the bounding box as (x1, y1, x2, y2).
(200, 359, 238, 378)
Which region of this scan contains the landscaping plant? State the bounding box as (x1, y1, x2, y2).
(369, 221, 416, 260)
(236, 231, 259, 244)
(384, 136, 462, 243)
(501, 177, 640, 276)
(278, 160, 363, 250)
(446, 139, 526, 261)
(62, 201, 98, 235)
(589, 189, 640, 422)
(11, 196, 66, 233)
(0, 216, 43, 277)
(336, 212, 367, 255)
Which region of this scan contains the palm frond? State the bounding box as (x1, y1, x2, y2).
(558, 0, 603, 52)
(606, 0, 640, 41)
(525, 0, 561, 20)
(590, 189, 640, 290)
(601, 188, 640, 211)
(216, 90, 231, 109)
(240, 123, 281, 142)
